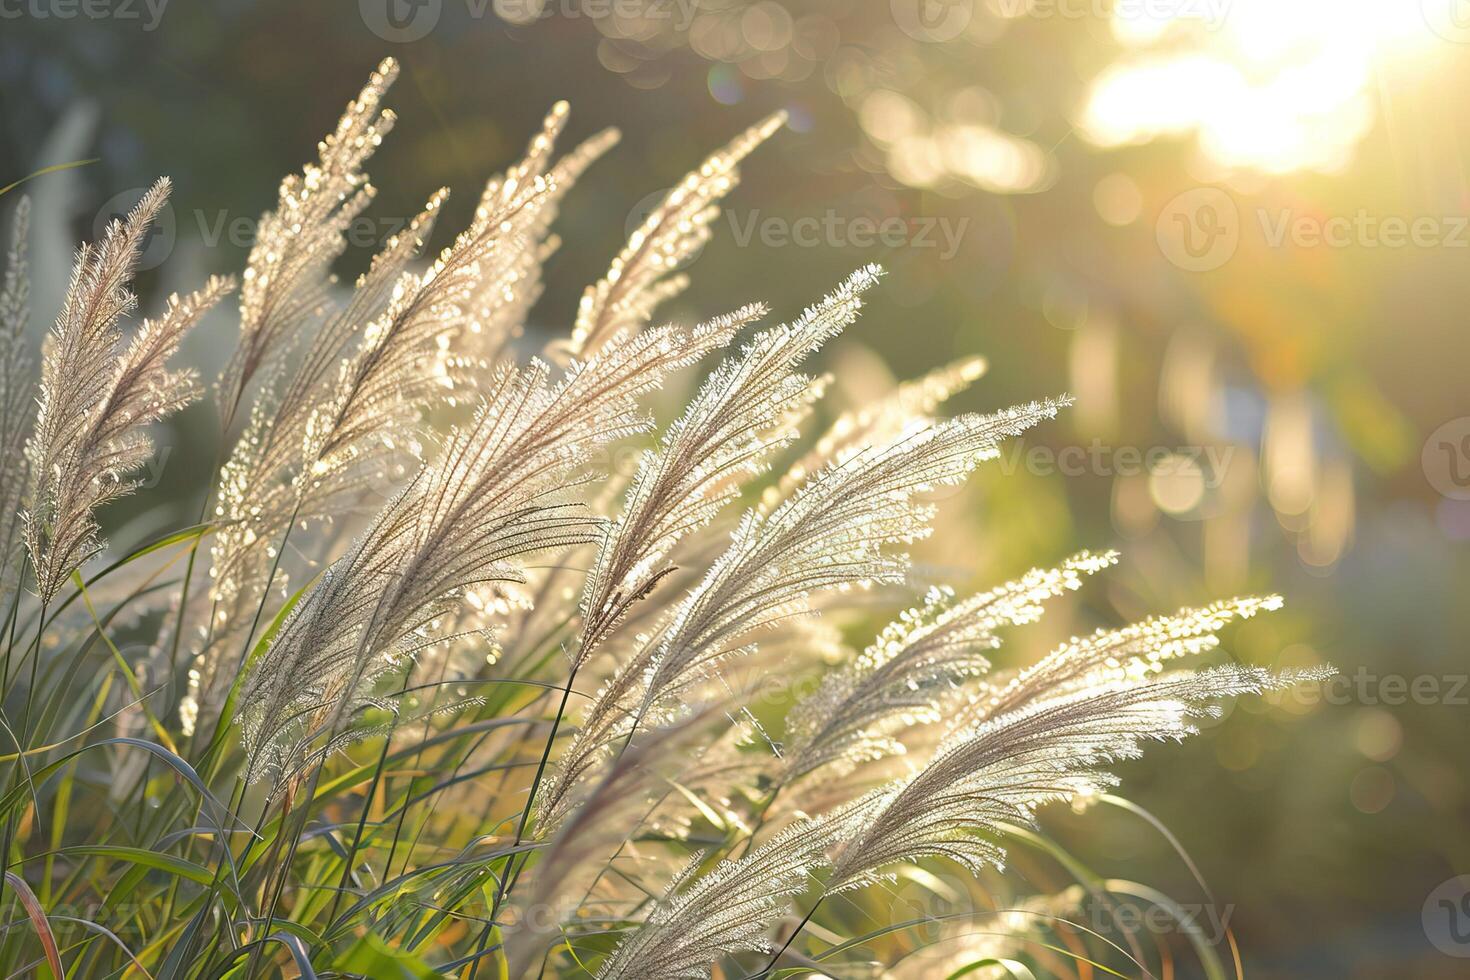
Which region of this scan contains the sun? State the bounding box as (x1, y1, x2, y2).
(1080, 0, 1446, 173)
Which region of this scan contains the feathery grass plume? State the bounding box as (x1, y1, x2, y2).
(0, 197, 34, 597)
(563, 617, 851, 846)
(200, 197, 445, 633)
(22, 179, 233, 604)
(478, 102, 620, 363)
(0, 69, 1337, 980)
(536, 268, 883, 826)
(182, 194, 445, 731)
(192, 104, 617, 728)
(216, 57, 397, 430)
(543, 394, 1071, 828)
(782, 551, 1119, 785)
(504, 113, 790, 671)
(963, 594, 1286, 726)
(563, 112, 786, 361)
(885, 887, 1085, 979)
(763, 354, 989, 511)
(598, 812, 857, 980)
(634, 404, 1069, 710)
(566, 303, 770, 663)
(572, 265, 882, 672)
(215, 102, 612, 579)
(828, 664, 1327, 892)
(237, 318, 740, 786)
(503, 714, 719, 979)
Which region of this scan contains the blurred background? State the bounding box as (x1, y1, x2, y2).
(2, 1, 1467, 975)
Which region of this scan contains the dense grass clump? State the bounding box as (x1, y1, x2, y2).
(0, 59, 1323, 978)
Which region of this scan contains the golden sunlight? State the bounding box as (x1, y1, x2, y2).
(1081, 0, 1442, 173)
